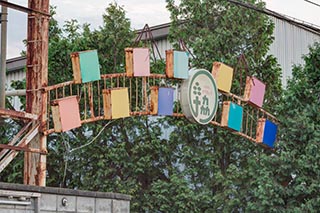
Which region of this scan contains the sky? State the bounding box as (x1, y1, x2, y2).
(3, 0, 320, 58)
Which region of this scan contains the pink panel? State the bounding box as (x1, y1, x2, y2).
(249, 77, 266, 107)
(133, 48, 150, 76)
(58, 96, 81, 132)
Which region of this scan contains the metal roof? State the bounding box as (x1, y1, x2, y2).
(136, 6, 320, 40)
(6, 56, 26, 73)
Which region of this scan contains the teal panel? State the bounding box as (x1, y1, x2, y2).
(173, 51, 189, 79)
(79, 50, 101, 83)
(228, 102, 243, 131)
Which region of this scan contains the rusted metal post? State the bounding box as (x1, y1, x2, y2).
(24, 0, 49, 186)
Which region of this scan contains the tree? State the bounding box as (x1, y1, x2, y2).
(275, 42, 320, 211)
(161, 0, 283, 211)
(45, 3, 135, 188)
(1, 1, 287, 212)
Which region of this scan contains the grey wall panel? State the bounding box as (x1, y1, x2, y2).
(268, 17, 320, 86)
(153, 39, 173, 60)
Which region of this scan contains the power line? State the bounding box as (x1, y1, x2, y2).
(0, 0, 50, 17)
(304, 0, 320, 7)
(227, 0, 320, 35)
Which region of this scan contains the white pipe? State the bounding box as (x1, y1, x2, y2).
(5, 89, 26, 96)
(0, 1, 8, 108)
(0, 200, 31, 205)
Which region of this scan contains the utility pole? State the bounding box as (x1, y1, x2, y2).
(0, 0, 7, 109)
(24, 0, 49, 186)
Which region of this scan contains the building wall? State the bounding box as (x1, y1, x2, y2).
(149, 17, 320, 87)
(0, 182, 130, 213)
(5, 56, 26, 110)
(268, 16, 320, 86)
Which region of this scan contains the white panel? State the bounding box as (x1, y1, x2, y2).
(5, 70, 26, 110)
(153, 39, 173, 60)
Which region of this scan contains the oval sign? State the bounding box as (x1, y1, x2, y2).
(180, 69, 218, 125)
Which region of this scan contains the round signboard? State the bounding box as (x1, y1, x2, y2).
(180, 68, 218, 125)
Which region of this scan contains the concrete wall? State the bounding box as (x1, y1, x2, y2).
(0, 182, 130, 213)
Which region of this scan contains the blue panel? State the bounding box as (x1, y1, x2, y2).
(263, 120, 278, 148)
(158, 87, 174, 116)
(173, 51, 189, 79)
(228, 102, 243, 132)
(79, 50, 101, 83)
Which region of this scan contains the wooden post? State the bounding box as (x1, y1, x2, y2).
(24, 0, 49, 186)
(125, 48, 133, 77)
(150, 86, 158, 115)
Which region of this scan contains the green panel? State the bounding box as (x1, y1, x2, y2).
(228, 102, 243, 132)
(173, 51, 188, 79)
(79, 50, 101, 83)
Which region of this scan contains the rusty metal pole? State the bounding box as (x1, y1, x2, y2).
(24, 0, 49, 186)
(0, 0, 8, 108)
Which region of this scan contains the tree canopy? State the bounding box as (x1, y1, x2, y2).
(275, 42, 320, 211)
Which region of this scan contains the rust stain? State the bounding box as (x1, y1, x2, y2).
(0, 108, 38, 120)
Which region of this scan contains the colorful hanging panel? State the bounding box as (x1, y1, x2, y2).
(133, 48, 150, 77)
(221, 101, 243, 132)
(150, 87, 175, 116)
(51, 96, 82, 132)
(166, 50, 189, 79)
(103, 88, 130, 119)
(244, 76, 266, 107)
(211, 62, 234, 93)
(125, 48, 150, 77)
(158, 87, 175, 116)
(174, 51, 188, 79)
(71, 50, 101, 84)
(256, 118, 278, 148)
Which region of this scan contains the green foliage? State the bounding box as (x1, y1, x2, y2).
(275, 42, 320, 211)
(5, 1, 311, 212)
(0, 81, 26, 183)
(46, 2, 135, 187)
(166, 0, 282, 100)
(163, 0, 283, 212)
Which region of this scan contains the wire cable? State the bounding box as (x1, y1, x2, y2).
(69, 121, 113, 153)
(304, 0, 320, 7)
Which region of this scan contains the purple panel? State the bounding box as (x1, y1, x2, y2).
(133, 48, 150, 76)
(249, 77, 266, 107)
(158, 87, 174, 116)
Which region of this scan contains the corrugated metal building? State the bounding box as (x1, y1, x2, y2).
(144, 15, 320, 87)
(5, 56, 26, 110)
(268, 16, 320, 86)
(5, 10, 320, 109)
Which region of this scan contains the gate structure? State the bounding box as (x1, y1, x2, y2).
(43, 52, 278, 146)
(0, 1, 278, 187)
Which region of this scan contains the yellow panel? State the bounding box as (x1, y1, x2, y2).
(212, 62, 233, 93)
(111, 88, 130, 119)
